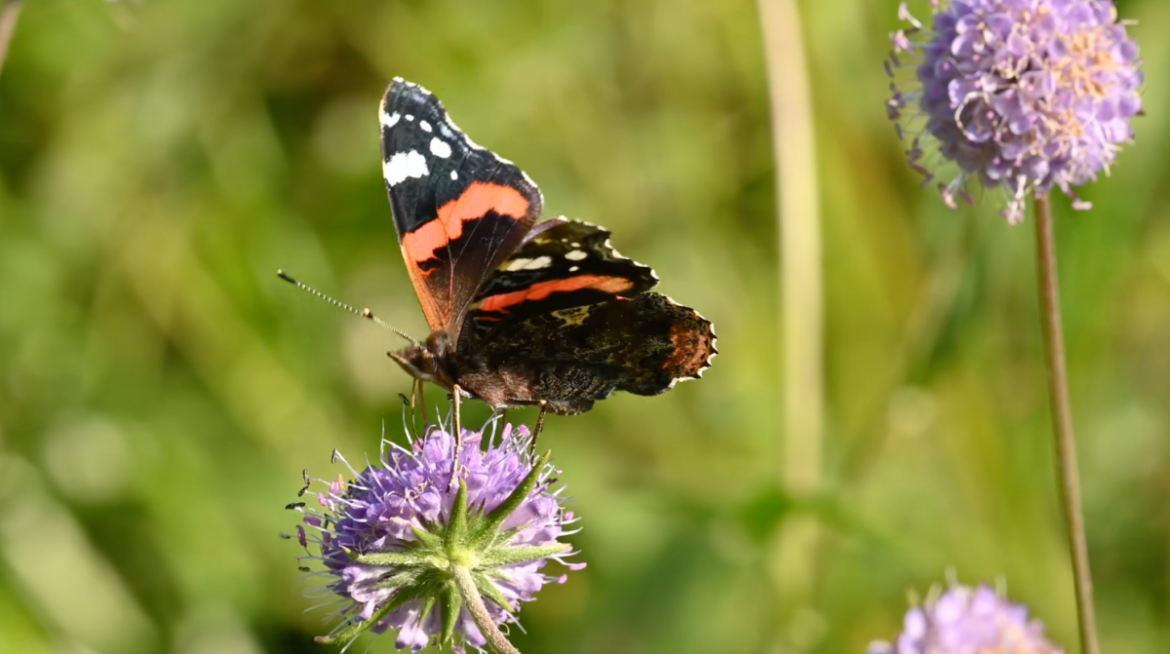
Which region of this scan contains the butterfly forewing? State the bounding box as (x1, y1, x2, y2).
(379, 78, 542, 338)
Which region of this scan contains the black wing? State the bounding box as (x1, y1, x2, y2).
(458, 293, 717, 414)
(380, 78, 542, 338)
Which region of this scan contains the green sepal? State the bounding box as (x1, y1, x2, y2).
(417, 594, 437, 628)
(410, 523, 442, 548)
(439, 584, 462, 645)
(481, 542, 570, 568)
(470, 451, 551, 547)
(445, 480, 470, 549)
(471, 569, 515, 613)
(350, 549, 423, 567)
(369, 568, 423, 592)
(314, 584, 423, 644)
(487, 523, 528, 549)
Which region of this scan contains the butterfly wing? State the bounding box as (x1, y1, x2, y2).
(380, 78, 542, 338)
(458, 292, 717, 414)
(468, 218, 659, 332)
(454, 219, 711, 414)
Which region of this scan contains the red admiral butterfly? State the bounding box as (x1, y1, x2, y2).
(380, 78, 715, 415)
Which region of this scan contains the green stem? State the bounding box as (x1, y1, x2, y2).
(1033, 193, 1100, 654)
(758, 0, 823, 649)
(451, 563, 520, 654)
(0, 0, 23, 83)
(758, 0, 822, 495)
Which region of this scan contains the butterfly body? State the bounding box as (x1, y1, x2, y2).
(381, 78, 715, 415)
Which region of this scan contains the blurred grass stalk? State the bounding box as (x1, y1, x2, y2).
(758, 0, 824, 650)
(0, 0, 23, 82)
(1033, 194, 1101, 654)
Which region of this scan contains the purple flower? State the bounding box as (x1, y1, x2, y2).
(887, 0, 1143, 222)
(870, 583, 1063, 654)
(289, 421, 583, 651)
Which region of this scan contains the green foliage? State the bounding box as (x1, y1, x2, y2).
(0, 0, 1167, 653)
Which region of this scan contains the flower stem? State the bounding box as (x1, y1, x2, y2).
(758, 0, 824, 648)
(1033, 193, 1100, 654)
(451, 563, 521, 654)
(0, 0, 23, 83)
(758, 0, 823, 496)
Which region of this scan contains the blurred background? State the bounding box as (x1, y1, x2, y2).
(1, 0, 1167, 652)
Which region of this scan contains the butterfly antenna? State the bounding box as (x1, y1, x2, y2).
(276, 269, 419, 346)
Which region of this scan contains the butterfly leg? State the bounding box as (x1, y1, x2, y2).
(406, 383, 417, 432)
(415, 379, 429, 429)
(449, 384, 463, 492)
(529, 400, 548, 456)
(398, 392, 418, 440)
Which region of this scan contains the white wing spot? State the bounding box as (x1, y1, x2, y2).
(570, 242, 580, 247)
(405, 114, 415, 122)
(383, 150, 429, 186)
(430, 137, 453, 159)
(450, 170, 458, 180)
(569, 265, 580, 272)
(503, 256, 553, 272)
(381, 111, 401, 129)
(420, 120, 432, 133)
(565, 250, 588, 261)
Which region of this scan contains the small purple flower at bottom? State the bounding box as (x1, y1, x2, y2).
(289, 421, 583, 651)
(886, 0, 1142, 223)
(870, 583, 1063, 654)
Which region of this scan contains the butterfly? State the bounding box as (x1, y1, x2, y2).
(379, 78, 715, 415)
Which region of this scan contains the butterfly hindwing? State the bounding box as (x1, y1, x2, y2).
(469, 218, 659, 331)
(380, 78, 542, 337)
(458, 293, 717, 414)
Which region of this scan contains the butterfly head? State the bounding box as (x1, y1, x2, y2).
(388, 332, 456, 389)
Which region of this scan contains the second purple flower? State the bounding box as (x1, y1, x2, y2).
(870, 583, 1063, 654)
(887, 0, 1143, 222)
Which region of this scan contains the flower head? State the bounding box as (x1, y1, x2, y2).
(870, 583, 1063, 654)
(887, 0, 1143, 222)
(289, 421, 582, 651)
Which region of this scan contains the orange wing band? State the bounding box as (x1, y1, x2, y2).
(479, 275, 634, 313)
(401, 182, 530, 268)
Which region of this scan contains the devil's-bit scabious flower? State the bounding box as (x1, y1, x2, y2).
(288, 422, 583, 651)
(886, 0, 1142, 223)
(869, 583, 1063, 654)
